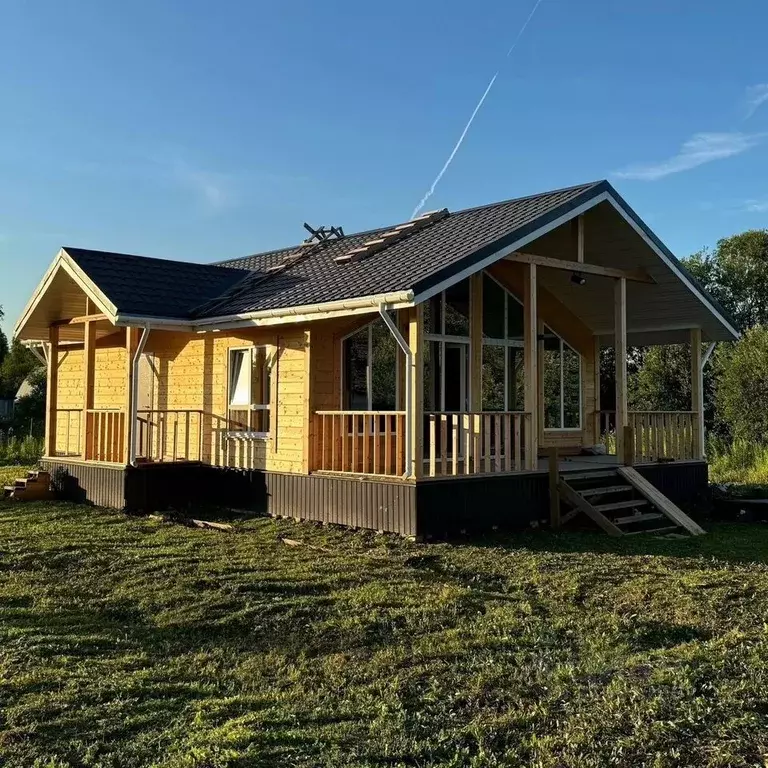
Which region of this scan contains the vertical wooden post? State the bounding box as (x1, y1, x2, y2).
(44, 325, 59, 458)
(593, 336, 601, 446)
(408, 304, 424, 478)
(523, 263, 538, 467)
(82, 319, 96, 460)
(470, 272, 483, 411)
(614, 277, 627, 462)
(622, 425, 635, 467)
(548, 446, 560, 529)
(577, 214, 585, 263)
(302, 328, 312, 474)
(690, 327, 703, 460)
(123, 327, 138, 465)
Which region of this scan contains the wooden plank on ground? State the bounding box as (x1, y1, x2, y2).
(617, 466, 706, 536)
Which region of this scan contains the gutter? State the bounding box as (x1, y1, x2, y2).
(113, 290, 415, 332)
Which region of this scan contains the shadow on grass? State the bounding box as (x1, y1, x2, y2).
(461, 521, 768, 566)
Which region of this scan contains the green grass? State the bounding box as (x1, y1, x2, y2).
(0, 465, 35, 488)
(709, 438, 768, 486)
(2, 503, 768, 767)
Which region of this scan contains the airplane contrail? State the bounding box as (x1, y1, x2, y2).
(411, 0, 546, 219)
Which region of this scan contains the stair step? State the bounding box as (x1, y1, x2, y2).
(625, 526, 679, 536)
(580, 485, 633, 497)
(593, 499, 650, 513)
(563, 470, 618, 482)
(14, 479, 29, 487)
(614, 511, 665, 525)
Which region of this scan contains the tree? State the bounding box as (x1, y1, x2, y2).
(0, 305, 7, 368)
(0, 338, 40, 399)
(717, 326, 768, 444)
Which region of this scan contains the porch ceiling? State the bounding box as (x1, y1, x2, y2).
(19, 267, 117, 343)
(525, 201, 731, 346)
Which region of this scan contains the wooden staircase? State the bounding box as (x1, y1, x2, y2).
(2, 470, 54, 502)
(557, 466, 705, 537)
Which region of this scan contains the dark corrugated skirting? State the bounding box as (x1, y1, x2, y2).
(636, 461, 709, 509)
(41, 460, 126, 509)
(265, 473, 417, 537)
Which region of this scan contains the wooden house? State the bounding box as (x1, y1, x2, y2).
(13, 181, 737, 536)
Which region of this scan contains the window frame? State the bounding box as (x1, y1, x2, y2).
(339, 319, 401, 412)
(541, 328, 582, 432)
(227, 344, 273, 438)
(481, 272, 524, 413)
(424, 282, 471, 412)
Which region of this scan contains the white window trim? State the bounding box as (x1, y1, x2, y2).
(340, 318, 402, 411)
(227, 345, 273, 439)
(542, 328, 582, 432)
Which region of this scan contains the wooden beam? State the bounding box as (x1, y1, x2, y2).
(577, 215, 585, 263)
(408, 304, 424, 478)
(52, 313, 107, 326)
(614, 278, 627, 462)
(44, 325, 59, 457)
(469, 272, 483, 410)
(618, 467, 706, 535)
(302, 328, 312, 474)
(523, 263, 538, 467)
(690, 327, 703, 460)
(123, 327, 139, 464)
(506, 252, 654, 284)
(82, 320, 96, 460)
(558, 479, 623, 536)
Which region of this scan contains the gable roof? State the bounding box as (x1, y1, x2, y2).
(63, 248, 249, 319)
(14, 179, 740, 343)
(203, 180, 603, 317)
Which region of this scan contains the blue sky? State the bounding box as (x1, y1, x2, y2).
(1, 0, 767, 334)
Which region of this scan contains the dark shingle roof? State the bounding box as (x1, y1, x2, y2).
(203, 180, 604, 317)
(62, 180, 639, 321)
(64, 247, 250, 319)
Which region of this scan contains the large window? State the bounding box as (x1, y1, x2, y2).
(542, 328, 581, 430)
(481, 273, 524, 412)
(424, 278, 471, 412)
(342, 318, 399, 410)
(228, 346, 272, 434)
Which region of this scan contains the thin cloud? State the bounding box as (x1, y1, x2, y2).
(743, 199, 768, 213)
(746, 84, 768, 119)
(614, 132, 764, 181)
(170, 160, 234, 212)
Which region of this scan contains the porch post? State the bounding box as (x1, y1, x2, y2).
(614, 277, 628, 461)
(408, 304, 424, 478)
(592, 336, 601, 447)
(44, 325, 59, 458)
(690, 327, 703, 460)
(82, 319, 96, 459)
(124, 327, 138, 464)
(523, 263, 538, 469)
(470, 272, 483, 411)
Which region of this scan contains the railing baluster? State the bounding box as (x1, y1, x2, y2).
(514, 414, 522, 471)
(483, 414, 491, 473)
(440, 415, 447, 477)
(451, 415, 459, 476)
(373, 415, 380, 475)
(428, 415, 436, 477)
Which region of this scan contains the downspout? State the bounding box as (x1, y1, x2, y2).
(700, 341, 716, 458)
(378, 305, 413, 478)
(128, 325, 150, 466)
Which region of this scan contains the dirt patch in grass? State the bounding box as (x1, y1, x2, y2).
(1, 502, 768, 766)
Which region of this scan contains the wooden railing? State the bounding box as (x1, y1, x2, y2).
(629, 411, 697, 462)
(136, 409, 204, 463)
(313, 411, 407, 476)
(600, 410, 697, 462)
(55, 409, 82, 457)
(85, 409, 126, 463)
(425, 411, 533, 476)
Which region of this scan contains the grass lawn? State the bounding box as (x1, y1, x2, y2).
(1, 503, 768, 767)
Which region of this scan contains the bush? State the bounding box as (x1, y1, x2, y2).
(0, 432, 43, 466)
(708, 435, 768, 485)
